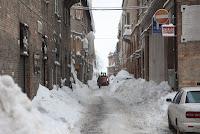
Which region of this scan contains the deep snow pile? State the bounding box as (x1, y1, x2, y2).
(0, 71, 177, 134)
(0, 75, 51, 134)
(109, 70, 135, 92)
(32, 85, 85, 133)
(0, 75, 89, 134)
(109, 70, 176, 133)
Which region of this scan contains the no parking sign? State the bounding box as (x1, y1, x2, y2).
(154, 9, 169, 24)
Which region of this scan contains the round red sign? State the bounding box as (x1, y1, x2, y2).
(154, 9, 169, 24)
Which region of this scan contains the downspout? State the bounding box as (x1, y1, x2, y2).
(174, 0, 178, 90)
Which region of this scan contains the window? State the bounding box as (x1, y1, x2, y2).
(173, 91, 183, 104)
(126, 12, 130, 25)
(64, 8, 70, 25)
(34, 53, 41, 74)
(20, 23, 29, 56)
(42, 35, 48, 60)
(172, 91, 179, 103)
(186, 91, 200, 103)
(54, 34, 60, 62)
(75, 3, 83, 20)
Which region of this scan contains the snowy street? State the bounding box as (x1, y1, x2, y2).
(78, 87, 174, 134)
(80, 94, 133, 134)
(75, 70, 176, 134)
(0, 70, 176, 134)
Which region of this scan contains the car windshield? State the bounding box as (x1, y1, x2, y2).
(186, 91, 200, 103)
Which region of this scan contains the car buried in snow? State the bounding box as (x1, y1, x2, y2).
(166, 87, 200, 134)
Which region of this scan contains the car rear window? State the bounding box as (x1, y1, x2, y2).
(186, 91, 200, 103)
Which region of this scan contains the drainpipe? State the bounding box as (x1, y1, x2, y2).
(24, 56, 26, 93)
(52, 69, 54, 86)
(174, 0, 178, 90)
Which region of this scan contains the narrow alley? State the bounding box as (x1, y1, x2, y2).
(1, 0, 200, 134)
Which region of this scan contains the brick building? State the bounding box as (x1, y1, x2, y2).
(107, 52, 118, 76)
(70, 0, 95, 83)
(0, 0, 87, 99)
(117, 0, 138, 76)
(115, 0, 200, 90)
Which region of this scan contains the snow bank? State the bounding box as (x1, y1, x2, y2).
(88, 76, 98, 90)
(109, 70, 134, 92)
(70, 63, 93, 104)
(32, 85, 84, 132)
(109, 71, 176, 133)
(0, 75, 50, 134)
(71, 62, 85, 89)
(0, 75, 88, 134)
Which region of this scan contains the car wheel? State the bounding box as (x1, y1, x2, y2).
(168, 114, 174, 130)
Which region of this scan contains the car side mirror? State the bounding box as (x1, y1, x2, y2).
(166, 98, 172, 102)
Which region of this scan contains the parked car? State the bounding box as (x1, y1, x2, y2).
(166, 87, 200, 134)
(97, 75, 109, 88)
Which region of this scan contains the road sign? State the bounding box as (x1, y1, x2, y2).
(154, 9, 169, 24)
(162, 24, 175, 37)
(152, 17, 162, 33)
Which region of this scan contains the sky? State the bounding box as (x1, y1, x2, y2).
(92, 0, 122, 72)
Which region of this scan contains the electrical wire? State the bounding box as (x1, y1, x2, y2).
(71, 6, 148, 11)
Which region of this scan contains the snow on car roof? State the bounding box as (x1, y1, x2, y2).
(181, 87, 200, 92)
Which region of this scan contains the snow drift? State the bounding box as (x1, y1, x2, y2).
(0, 70, 177, 134)
(0, 75, 88, 134)
(0, 75, 48, 134)
(109, 70, 176, 133)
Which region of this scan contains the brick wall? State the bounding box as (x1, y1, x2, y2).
(176, 0, 200, 87)
(0, 0, 78, 99)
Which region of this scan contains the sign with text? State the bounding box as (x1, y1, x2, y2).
(162, 24, 175, 37)
(152, 17, 162, 33)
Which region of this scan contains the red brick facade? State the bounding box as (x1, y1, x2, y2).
(115, 0, 200, 90)
(0, 0, 79, 99)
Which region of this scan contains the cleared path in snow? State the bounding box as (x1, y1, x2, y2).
(80, 96, 104, 134)
(80, 87, 147, 134)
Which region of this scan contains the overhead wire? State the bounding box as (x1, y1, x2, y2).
(71, 6, 148, 11)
